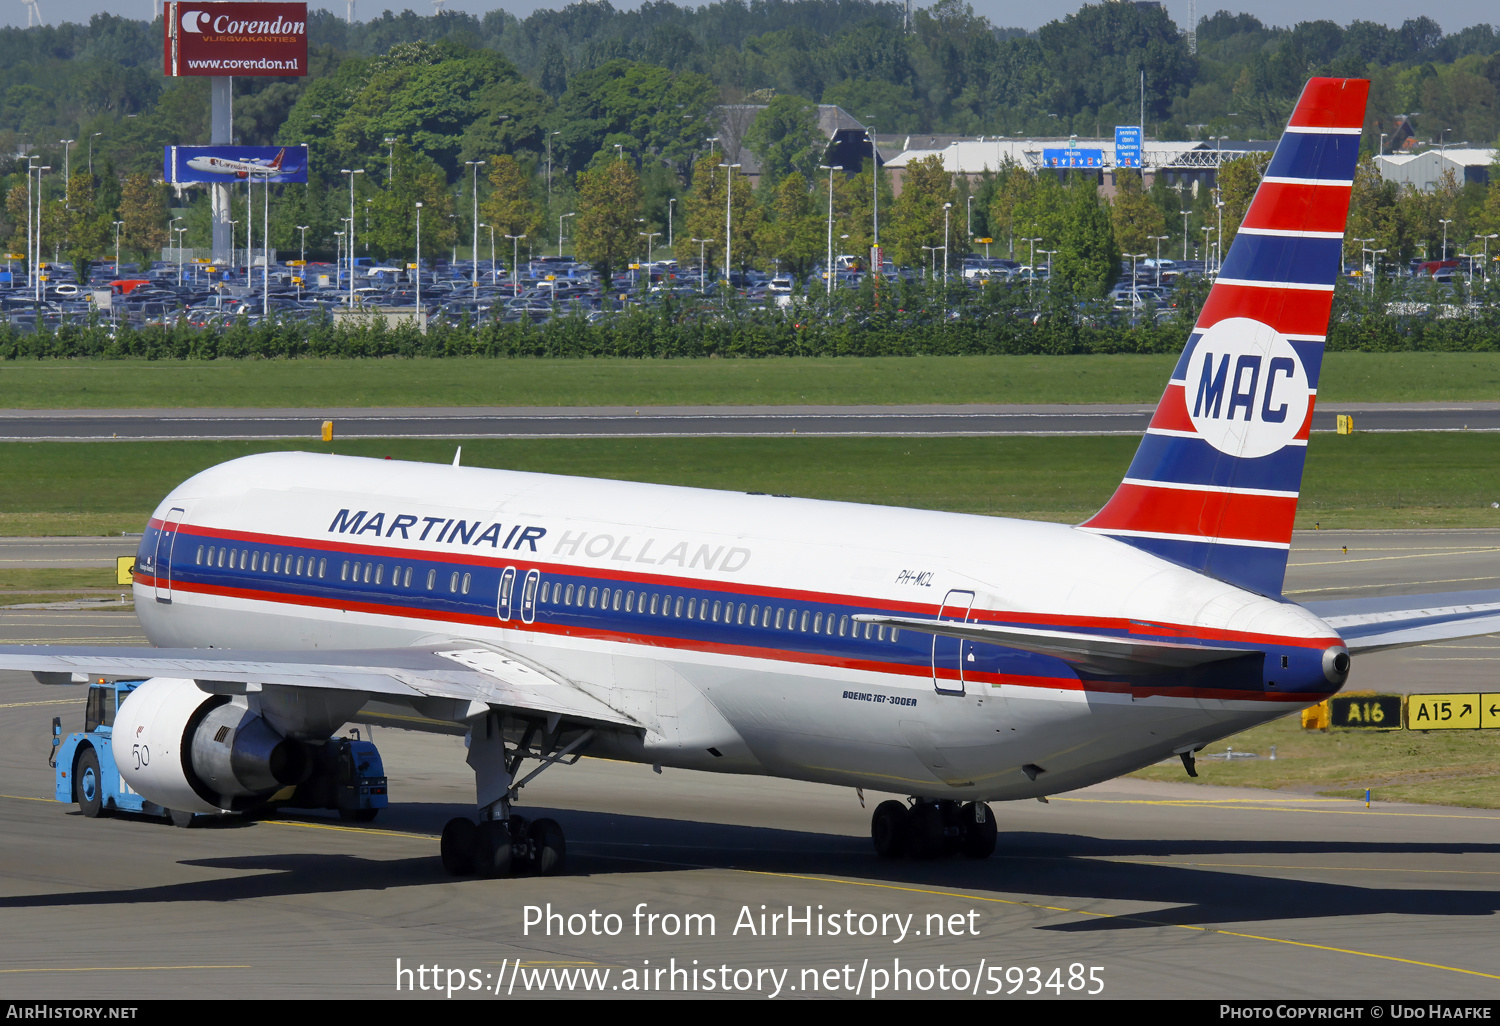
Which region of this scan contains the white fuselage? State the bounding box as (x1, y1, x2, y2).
(134, 452, 1341, 803)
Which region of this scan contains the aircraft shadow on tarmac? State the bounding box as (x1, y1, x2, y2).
(7, 803, 1500, 932)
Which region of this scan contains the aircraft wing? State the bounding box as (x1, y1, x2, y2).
(0, 643, 640, 732)
(1300, 589, 1500, 654)
(852, 614, 1260, 675)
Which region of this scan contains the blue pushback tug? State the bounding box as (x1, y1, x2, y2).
(51, 679, 388, 827)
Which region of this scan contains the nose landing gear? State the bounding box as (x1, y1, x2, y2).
(872, 799, 996, 860)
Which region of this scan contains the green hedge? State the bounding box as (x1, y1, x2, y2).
(2, 277, 1495, 358)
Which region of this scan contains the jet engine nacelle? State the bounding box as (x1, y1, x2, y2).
(112, 677, 311, 815)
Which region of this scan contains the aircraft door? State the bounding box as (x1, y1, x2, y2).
(520, 569, 539, 624)
(932, 589, 974, 696)
(153, 507, 185, 604)
(497, 566, 517, 621)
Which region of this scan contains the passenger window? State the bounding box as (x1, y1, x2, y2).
(564, 583, 574, 604)
(700, 600, 709, 621)
(461, 573, 471, 594)
(839, 615, 848, 636)
(274, 554, 282, 573)
(195, 545, 204, 565)
(686, 598, 696, 618)
(319, 558, 327, 578)
(650, 594, 660, 614)
(625, 591, 634, 612)
(674, 596, 683, 617)
(589, 587, 598, 608)
(774, 608, 784, 629)
(540, 582, 550, 603)
(737, 603, 746, 625)
(613, 590, 622, 611)
(341, 561, 349, 581)
(450, 572, 459, 592)
(296, 555, 305, 575)
(878, 625, 887, 641)
(402, 566, 411, 587)
(813, 612, 822, 632)
(375, 565, 384, 585)
(426, 569, 436, 590)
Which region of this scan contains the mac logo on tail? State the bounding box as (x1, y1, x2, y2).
(1186, 317, 1309, 459)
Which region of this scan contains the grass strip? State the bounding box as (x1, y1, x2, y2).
(1, 352, 1499, 409)
(0, 432, 1495, 536)
(1129, 705, 1500, 810)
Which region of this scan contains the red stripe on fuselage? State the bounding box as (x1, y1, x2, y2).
(143, 574, 1329, 703)
(141, 519, 1342, 651)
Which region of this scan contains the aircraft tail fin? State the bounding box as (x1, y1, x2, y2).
(1079, 77, 1369, 597)
(270, 148, 286, 170)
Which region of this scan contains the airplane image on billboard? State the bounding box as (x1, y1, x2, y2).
(165, 145, 309, 184)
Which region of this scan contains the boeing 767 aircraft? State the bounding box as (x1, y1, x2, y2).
(11, 77, 1499, 878)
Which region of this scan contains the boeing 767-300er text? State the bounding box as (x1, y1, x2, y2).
(9, 78, 1499, 875)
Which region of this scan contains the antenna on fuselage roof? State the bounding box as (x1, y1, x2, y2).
(452, 446, 462, 467)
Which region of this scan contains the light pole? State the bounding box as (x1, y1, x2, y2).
(1180, 209, 1191, 263)
(1477, 234, 1499, 286)
(414, 202, 422, 317)
(60, 139, 74, 203)
(1351, 236, 1373, 290)
(692, 238, 713, 293)
(88, 132, 101, 175)
(1039, 249, 1057, 283)
(175, 226, 187, 287)
(1370, 249, 1386, 297)
(864, 122, 880, 272)
(966, 194, 974, 248)
(295, 224, 308, 297)
(465, 159, 485, 297)
(1149, 234, 1169, 283)
(1202, 226, 1216, 275)
(505, 234, 525, 297)
(480, 223, 495, 286)
(334, 231, 345, 289)
(111, 220, 123, 278)
(943, 201, 953, 282)
(1439, 219, 1453, 261)
(340, 168, 364, 307)
(558, 212, 574, 258)
(724, 163, 741, 286)
(639, 229, 660, 271)
(1128, 252, 1147, 295)
(169, 215, 182, 286)
(820, 164, 841, 295)
(667, 197, 676, 255)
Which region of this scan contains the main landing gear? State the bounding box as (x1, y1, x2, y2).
(871, 799, 997, 860)
(441, 710, 595, 878)
(441, 813, 566, 878)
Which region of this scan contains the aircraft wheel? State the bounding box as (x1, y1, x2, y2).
(528, 818, 566, 877)
(168, 809, 197, 828)
(871, 801, 908, 859)
(77, 748, 104, 819)
(959, 802, 997, 859)
(906, 802, 947, 860)
(440, 817, 477, 876)
(474, 819, 513, 878)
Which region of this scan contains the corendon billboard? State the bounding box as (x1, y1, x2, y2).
(164, 1, 308, 77)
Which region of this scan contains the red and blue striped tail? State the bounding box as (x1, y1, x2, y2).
(1080, 77, 1370, 598)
